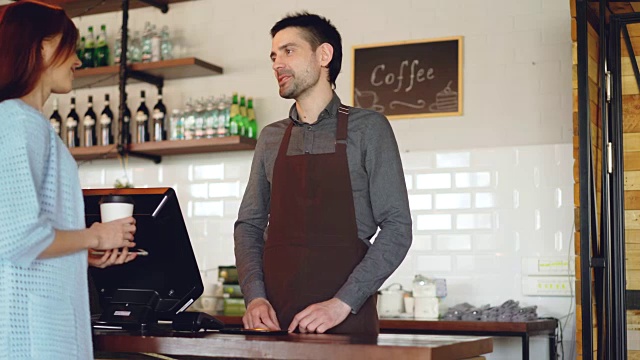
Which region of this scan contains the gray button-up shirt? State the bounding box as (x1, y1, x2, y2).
(234, 93, 412, 313)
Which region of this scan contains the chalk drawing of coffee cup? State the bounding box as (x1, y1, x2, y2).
(355, 88, 385, 113)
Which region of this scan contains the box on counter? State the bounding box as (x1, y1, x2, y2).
(218, 266, 238, 284)
(223, 298, 246, 316)
(223, 284, 243, 298)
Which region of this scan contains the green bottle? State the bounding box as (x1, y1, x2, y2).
(83, 26, 96, 68)
(76, 36, 85, 68)
(229, 93, 240, 136)
(95, 24, 109, 67)
(239, 95, 249, 137)
(247, 97, 258, 139)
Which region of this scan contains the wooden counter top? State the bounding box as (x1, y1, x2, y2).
(93, 330, 492, 360)
(216, 316, 557, 336)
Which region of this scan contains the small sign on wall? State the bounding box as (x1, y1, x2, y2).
(351, 36, 463, 119)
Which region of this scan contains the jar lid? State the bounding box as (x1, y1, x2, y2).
(99, 194, 135, 205)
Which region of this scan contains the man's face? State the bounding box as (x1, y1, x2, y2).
(270, 27, 323, 99)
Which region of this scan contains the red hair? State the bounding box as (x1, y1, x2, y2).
(0, 1, 78, 102)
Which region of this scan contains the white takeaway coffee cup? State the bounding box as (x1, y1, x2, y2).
(99, 195, 135, 223)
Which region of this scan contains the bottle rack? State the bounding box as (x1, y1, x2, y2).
(14, 0, 257, 164)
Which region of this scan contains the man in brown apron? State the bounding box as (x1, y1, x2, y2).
(234, 12, 412, 335)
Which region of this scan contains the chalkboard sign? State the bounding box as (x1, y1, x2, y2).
(351, 37, 463, 119)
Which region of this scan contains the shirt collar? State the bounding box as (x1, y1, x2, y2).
(288, 92, 342, 125)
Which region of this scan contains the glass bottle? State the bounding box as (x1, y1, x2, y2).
(141, 22, 153, 63)
(160, 25, 173, 60)
(204, 97, 218, 139)
(136, 90, 150, 143)
(193, 99, 206, 139)
(76, 36, 85, 69)
(239, 95, 249, 137)
(95, 24, 109, 67)
(229, 93, 240, 136)
(216, 95, 229, 137)
(169, 109, 183, 140)
(121, 93, 132, 145)
(83, 27, 96, 68)
(152, 88, 167, 141)
(183, 100, 195, 140)
(247, 97, 258, 139)
(49, 98, 62, 138)
(83, 95, 97, 147)
(100, 94, 114, 145)
(130, 30, 142, 63)
(66, 97, 80, 148)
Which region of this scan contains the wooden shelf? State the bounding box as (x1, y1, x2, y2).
(73, 57, 223, 89)
(131, 136, 256, 156)
(69, 136, 256, 162)
(1, 0, 193, 18)
(70, 145, 119, 161)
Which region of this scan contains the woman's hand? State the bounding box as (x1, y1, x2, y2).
(89, 217, 137, 250)
(88, 247, 137, 268)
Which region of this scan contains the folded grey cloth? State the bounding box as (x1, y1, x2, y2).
(444, 300, 538, 322)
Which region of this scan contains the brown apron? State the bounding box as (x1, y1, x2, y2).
(263, 104, 379, 335)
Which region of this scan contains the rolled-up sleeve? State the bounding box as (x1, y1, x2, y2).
(0, 116, 55, 267)
(234, 133, 271, 305)
(335, 113, 412, 313)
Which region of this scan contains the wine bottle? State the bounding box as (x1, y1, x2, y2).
(66, 97, 80, 148)
(152, 88, 166, 141)
(121, 93, 132, 146)
(49, 98, 62, 138)
(83, 95, 97, 147)
(136, 90, 149, 143)
(100, 94, 114, 145)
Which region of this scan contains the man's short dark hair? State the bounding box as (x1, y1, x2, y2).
(271, 12, 342, 89)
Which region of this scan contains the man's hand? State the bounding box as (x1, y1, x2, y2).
(88, 248, 137, 268)
(289, 298, 351, 334)
(243, 298, 280, 330)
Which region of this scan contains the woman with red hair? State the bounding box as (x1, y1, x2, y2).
(0, 2, 137, 358)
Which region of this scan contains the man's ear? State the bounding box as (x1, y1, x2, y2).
(318, 43, 334, 67)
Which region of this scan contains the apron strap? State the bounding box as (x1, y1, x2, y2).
(336, 104, 349, 144)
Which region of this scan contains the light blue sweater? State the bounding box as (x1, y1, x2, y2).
(0, 99, 92, 359)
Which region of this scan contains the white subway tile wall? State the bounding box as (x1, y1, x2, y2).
(78, 144, 574, 307)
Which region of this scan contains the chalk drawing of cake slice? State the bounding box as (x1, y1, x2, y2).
(355, 88, 385, 113)
(429, 81, 458, 113)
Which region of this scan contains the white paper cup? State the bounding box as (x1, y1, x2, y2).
(100, 195, 134, 223)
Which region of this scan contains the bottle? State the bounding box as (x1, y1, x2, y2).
(247, 97, 258, 140)
(193, 100, 205, 139)
(100, 94, 114, 145)
(182, 101, 195, 140)
(121, 93, 132, 145)
(151, 24, 161, 62)
(141, 22, 153, 63)
(83, 95, 97, 147)
(239, 95, 249, 137)
(83, 26, 96, 68)
(160, 25, 173, 60)
(136, 90, 149, 143)
(130, 30, 142, 63)
(95, 24, 109, 67)
(152, 88, 167, 141)
(169, 109, 183, 140)
(76, 37, 85, 69)
(113, 30, 122, 65)
(216, 95, 229, 137)
(49, 98, 62, 138)
(229, 93, 240, 136)
(204, 97, 218, 139)
(66, 97, 80, 148)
